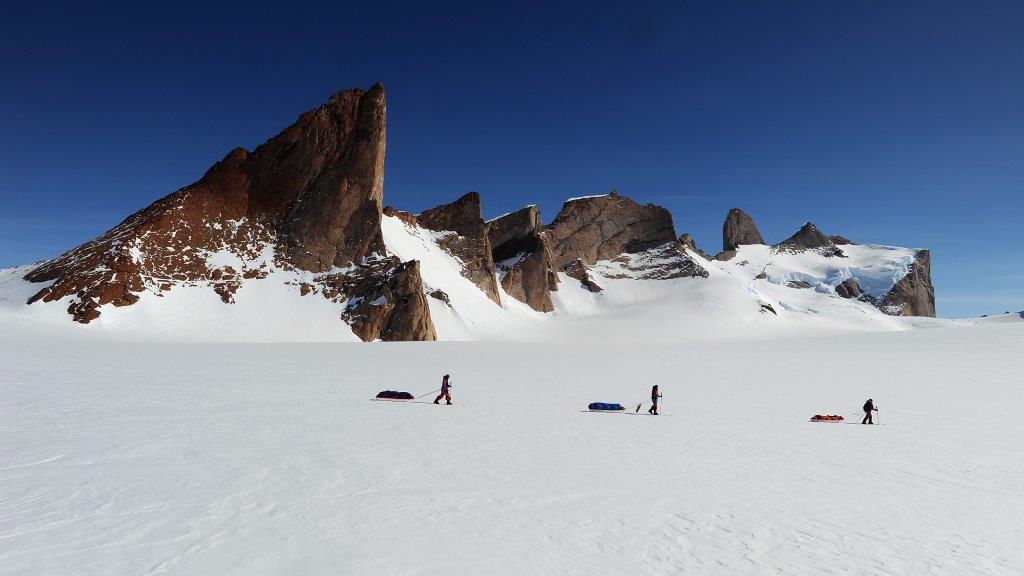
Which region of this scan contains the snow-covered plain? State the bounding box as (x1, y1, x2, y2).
(1, 321, 1023, 575)
(3, 217, 1023, 574)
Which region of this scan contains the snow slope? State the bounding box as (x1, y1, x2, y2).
(380, 215, 943, 342)
(1, 323, 1022, 575)
(0, 218, 947, 342)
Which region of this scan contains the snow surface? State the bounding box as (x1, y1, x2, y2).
(563, 193, 611, 202)
(1, 323, 1022, 575)
(0, 219, 966, 344)
(0, 218, 982, 345)
(2, 221, 1023, 574)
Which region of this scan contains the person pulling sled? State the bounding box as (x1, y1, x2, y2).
(434, 374, 453, 405)
(861, 398, 877, 424)
(648, 385, 662, 415)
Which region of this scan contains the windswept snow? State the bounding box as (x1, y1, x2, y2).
(2, 218, 1021, 575)
(720, 243, 918, 300)
(0, 260, 360, 343)
(0, 219, 949, 343)
(563, 193, 611, 202)
(1, 323, 1022, 575)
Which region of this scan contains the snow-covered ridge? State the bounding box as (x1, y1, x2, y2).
(0, 213, 945, 342)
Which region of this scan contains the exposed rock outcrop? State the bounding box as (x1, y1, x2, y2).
(340, 259, 436, 341)
(722, 208, 765, 252)
(416, 192, 501, 306)
(383, 205, 418, 227)
(778, 222, 834, 250)
(880, 250, 936, 317)
(428, 289, 452, 307)
(547, 192, 677, 269)
(678, 233, 709, 259)
(19, 84, 940, 334)
(607, 242, 709, 280)
(564, 259, 603, 293)
(777, 222, 845, 257)
(486, 205, 558, 312)
(835, 278, 863, 299)
(23, 85, 442, 338)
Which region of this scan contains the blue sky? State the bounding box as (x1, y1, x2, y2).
(1, 1, 1021, 317)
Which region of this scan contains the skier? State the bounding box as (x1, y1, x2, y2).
(861, 398, 877, 424)
(434, 374, 452, 405)
(648, 384, 662, 415)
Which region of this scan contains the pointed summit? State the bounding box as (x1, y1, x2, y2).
(22, 85, 424, 335)
(777, 222, 834, 250)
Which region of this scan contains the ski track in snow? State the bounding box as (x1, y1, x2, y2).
(1, 325, 1023, 575)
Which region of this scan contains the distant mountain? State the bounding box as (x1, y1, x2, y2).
(3, 86, 936, 341)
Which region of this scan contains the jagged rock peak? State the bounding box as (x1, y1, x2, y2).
(487, 205, 558, 312)
(417, 191, 485, 236)
(487, 205, 544, 259)
(416, 192, 502, 305)
(344, 259, 436, 341)
(547, 191, 677, 269)
(24, 85, 392, 323)
(778, 222, 834, 250)
(722, 208, 765, 252)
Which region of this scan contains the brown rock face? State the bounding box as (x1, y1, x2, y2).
(547, 192, 677, 269)
(486, 205, 558, 312)
(678, 233, 709, 259)
(835, 278, 863, 299)
(778, 222, 832, 250)
(341, 259, 436, 341)
(777, 222, 845, 257)
(416, 192, 501, 306)
(881, 250, 936, 317)
(563, 259, 603, 293)
(24, 85, 439, 338)
(274, 86, 388, 270)
(723, 208, 765, 252)
(383, 205, 418, 227)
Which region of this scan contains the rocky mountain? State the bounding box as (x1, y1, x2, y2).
(715, 210, 935, 318)
(486, 205, 558, 312)
(722, 208, 765, 252)
(11, 85, 938, 340)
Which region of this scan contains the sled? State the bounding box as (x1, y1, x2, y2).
(809, 414, 845, 423)
(582, 410, 665, 416)
(375, 390, 414, 400)
(587, 402, 626, 412)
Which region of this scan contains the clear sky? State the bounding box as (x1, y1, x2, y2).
(1, 1, 1021, 317)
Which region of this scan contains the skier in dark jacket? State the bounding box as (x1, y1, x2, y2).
(434, 374, 452, 405)
(648, 385, 662, 415)
(862, 398, 877, 424)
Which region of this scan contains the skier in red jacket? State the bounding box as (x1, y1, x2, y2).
(434, 374, 452, 405)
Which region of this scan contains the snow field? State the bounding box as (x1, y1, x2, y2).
(2, 323, 1022, 575)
